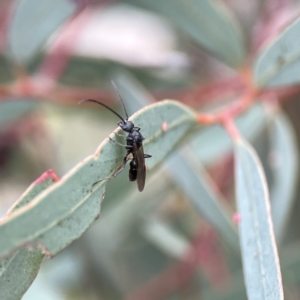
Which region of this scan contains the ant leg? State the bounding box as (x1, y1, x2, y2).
(92, 152, 131, 186)
(109, 137, 132, 148)
(110, 157, 129, 178)
(144, 154, 152, 158)
(113, 131, 127, 138)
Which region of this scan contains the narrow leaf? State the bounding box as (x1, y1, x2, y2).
(235, 139, 283, 299)
(270, 111, 299, 244)
(0, 100, 36, 127)
(82, 175, 173, 286)
(254, 16, 300, 87)
(7, 0, 76, 63)
(0, 170, 58, 300)
(0, 248, 45, 300)
(142, 218, 189, 259)
(167, 149, 239, 251)
(0, 100, 197, 258)
(127, 0, 245, 68)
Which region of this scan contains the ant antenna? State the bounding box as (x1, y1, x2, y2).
(79, 99, 125, 123)
(111, 80, 129, 120)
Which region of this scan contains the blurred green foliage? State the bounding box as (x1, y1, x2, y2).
(1, 0, 300, 299)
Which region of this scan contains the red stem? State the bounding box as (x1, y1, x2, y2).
(222, 117, 241, 140)
(183, 76, 245, 107)
(261, 85, 300, 100)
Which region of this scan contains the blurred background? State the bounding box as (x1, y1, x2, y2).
(1, 0, 300, 299)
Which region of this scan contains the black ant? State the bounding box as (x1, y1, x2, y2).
(80, 81, 151, 192)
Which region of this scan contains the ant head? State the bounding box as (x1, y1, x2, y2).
(118, 120, 134, 132)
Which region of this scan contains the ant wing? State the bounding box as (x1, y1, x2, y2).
(133, 143, 146, 192)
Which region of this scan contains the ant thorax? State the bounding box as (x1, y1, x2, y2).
(128, 130, 144, 146)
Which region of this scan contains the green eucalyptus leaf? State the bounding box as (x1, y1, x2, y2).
(8, 171, 59, 213)
(167, 149, 239, 251)
(254, 16, 300, 87)
(0, 100, 37, 127)
(7, 0, 76, 63)
(126, 0, 245, 68)
(270, 111, 299, 245)
(0, 100, 197, 258)
(0, 170, 57, 300)
(142, 218, 189, 259)
(235, 139, 283, 299)
(82, 174, 173, 290)
(0, 248, 45, 300)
